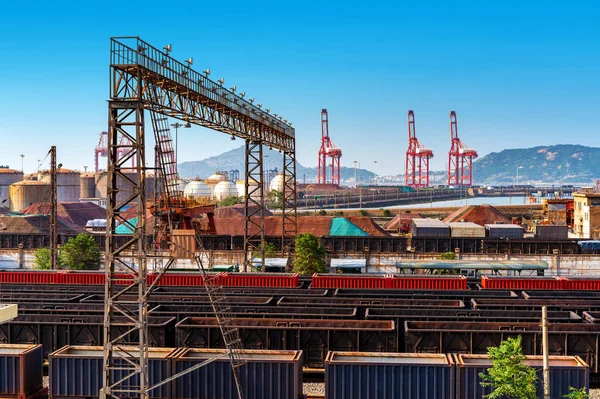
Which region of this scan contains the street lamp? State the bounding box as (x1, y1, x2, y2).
(516, 165, 523, 187)
(373, 160, 377, 185)
(170, 122, 191, 174)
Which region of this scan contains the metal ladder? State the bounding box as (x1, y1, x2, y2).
(149, 110, 180, 203)
(147, 101, 246, 398)
(194, 235, 246, 398)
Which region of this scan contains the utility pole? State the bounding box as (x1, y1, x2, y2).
(542, 306, 550, 399)
(49, 146, 58, 270)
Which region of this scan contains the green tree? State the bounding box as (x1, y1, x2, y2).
(293, 233, 327, 276)
(440, 251, 457, 260)
(268, 190, 283, 209)
(564, 387, 589, 399)
(60, 234, 102, 270)
(252, 241, 279, 259)
(382, 209, 392, 217)
(479, 336, 538, 399)
(219, 196, 242, 207)
(34, 248, 52, 270)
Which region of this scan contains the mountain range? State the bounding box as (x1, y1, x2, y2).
(178, 146, 375, 183)
(473, 144, 600, 184)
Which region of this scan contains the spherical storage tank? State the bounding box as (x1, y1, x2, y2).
(270, 173, 290, 193)
(184, 181, 211, 198)
(38, 169, 81, 203)
(9, 181, 51, 212)
(214, 181, 239, 201)
(0, 168, 24, 209)
(205, 172, 227, 197)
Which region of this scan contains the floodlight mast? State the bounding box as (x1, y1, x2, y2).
(102, 37, 298, 399)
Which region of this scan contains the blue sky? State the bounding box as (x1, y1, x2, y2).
(0, 0, 598, 176)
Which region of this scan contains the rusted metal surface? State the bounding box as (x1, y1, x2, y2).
(405, 321, 600, 373)
(0, 344, 43, 399)
(471, 298, 600, 311)
(0, 315, 176, 358)
(176, 317, 396, 368)
(333, 288, 516, 299)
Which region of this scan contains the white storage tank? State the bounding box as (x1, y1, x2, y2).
(184, 180, 211, 199)
(236, 180, 262, 201)
(205, 173, 227, 197)
(214, 181, 239, 201)
(269, 173, 285, 193)
(9, 181, 51, 212)
(0, 168, 24, 210)
(38, 169, 81, 203)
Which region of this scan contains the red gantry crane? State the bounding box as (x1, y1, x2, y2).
(317, 109, 342, 185)
(405, 110, 433, 188)
(94, 131, 134, 172)
(447, 111, 478, 187)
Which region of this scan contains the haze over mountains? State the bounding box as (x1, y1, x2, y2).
(178, 146, 375, 183)
(178, 144, 600, 185)
(472, 144, 600, 184)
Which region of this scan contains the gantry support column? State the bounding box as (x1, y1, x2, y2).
(102, 100, 148, 399)
(244, 140, 265, 271)
(282, 148, 297, 255)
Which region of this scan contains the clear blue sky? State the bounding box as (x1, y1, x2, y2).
(0, 0, 598, 176)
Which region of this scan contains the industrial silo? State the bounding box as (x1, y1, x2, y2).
(9, 181, 51, 212)
(214, 181, 239, 201)
(95, 170, 138, 203)
(80, 172, 96, 199)
(38, 169, 81, 203)
(236, 179, 261, 201)
(0, 168, 24, 210)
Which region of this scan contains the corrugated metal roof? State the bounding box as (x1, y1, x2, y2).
(484, 224, 524, 230)
(446, 222, 483, 229)
(412, 218, 448, 228)
(251, 258, 289, 268)
(330, 258, 367, 268)
(396, 260, 548, 270)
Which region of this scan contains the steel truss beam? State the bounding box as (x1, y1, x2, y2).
(104, 38, 297, 399)
(282, 150, 297, 254)
(102, 101, 148, 399)
(244, 140, 265, 271)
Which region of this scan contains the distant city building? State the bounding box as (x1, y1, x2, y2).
(573, 190, 600, 239)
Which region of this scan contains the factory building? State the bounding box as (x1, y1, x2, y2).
(573, 190, 600, 239)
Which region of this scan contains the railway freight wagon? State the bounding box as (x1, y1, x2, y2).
(404, 321, 600, 376)
(175, 317, 397, 368)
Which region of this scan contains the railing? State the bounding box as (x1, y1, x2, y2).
(110, 37, 294, 138)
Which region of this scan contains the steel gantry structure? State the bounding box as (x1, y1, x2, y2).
(102, 37, 297, 399)
(447, 111, 478, 187)
(317, 109, 342, 185)
(404, 110, 433, 188)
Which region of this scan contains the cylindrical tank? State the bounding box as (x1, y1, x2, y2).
(80, 173, 96, 199)
(9, 181, 51, 212)
(236, 180, 261, 201)
(184, 181, 211, 199)
(95, 170, 137, 203)
(205, 173, 227, 197)
(38, 169, 81, 203)
(214, 181, 239, 201)
(0, 168, 24, 209)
